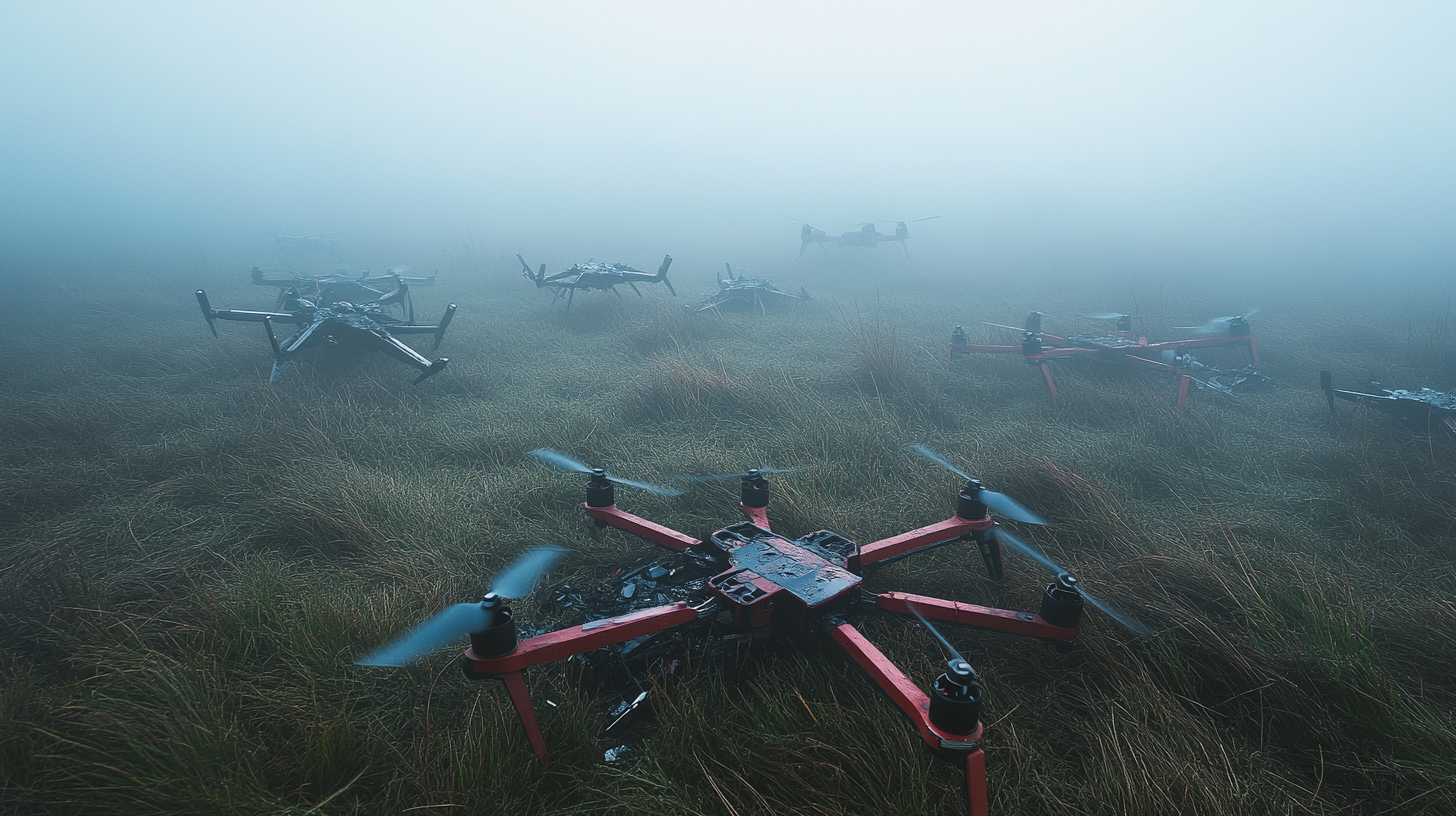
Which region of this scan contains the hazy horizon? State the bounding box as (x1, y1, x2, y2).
(3, 2, 1453, 286)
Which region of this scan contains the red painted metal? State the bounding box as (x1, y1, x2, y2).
(464, 602, 701, 675)
(500, 671, 549, 761)
(827, 621, 984, 751)
(857, 515, 991, 568)
(965, 750, 990, 816)
(739, 502, 771, 530)
(876, 592, 1078, 640)
(1177, 374, 1191, 412)
(1039, 362, 1058, 399)
(582, 503, 701, 551)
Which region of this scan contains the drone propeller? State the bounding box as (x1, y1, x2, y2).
(904, 216, 942, 223)
(1174, 308, 1260, 335)
(905, 444, 1046, 525)
(528, 449, 684, 497)
(670, 466, 808, 485)
(993, 528, 1149, 636)
(1082, 312, 1139, 322)
(981, 321, 1029, 334)
(356, 544, 566, 666)
(906, 601, 979, 678)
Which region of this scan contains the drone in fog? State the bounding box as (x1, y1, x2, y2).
(519, 254, 676, 312)
(795, 217, 939, 256)
(949, 310, 1268, 410)
(1321, 370, 1456, 439)
(356, 444, 1147, 816)
(196, 285, 456, 385)
(687, 263, 810, 316)
(272, 234, 345, 259)
(249, 266, 436, 318)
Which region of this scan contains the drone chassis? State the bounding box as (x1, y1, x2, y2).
(456, 472, 1089, 816)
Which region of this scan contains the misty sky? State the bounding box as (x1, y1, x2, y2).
(2, 2, 1452, 277)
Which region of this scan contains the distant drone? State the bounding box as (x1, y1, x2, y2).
(796, 217, 939, 256)
(196, 286, 456, 384)
(519, 254, 675, 312)
(687, 263, 810, 316)
(249, 266, 435, 318)
(950, 310, 1267, 410)
(1321, 370, 1456, 439)
(273, 234, 344, 260)
(357, 445, 1147, 816)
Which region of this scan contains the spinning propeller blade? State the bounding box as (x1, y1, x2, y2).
(1083, 312, 1139, 321)
(905, 444, 1047, 525)
(994, 529, 1149, 636)
(1174, 308, 1260, 335)
(356, 544, 566, 666)
(528, 449, 684, 497)
(981, 321, 1028, 333)
(906, 601, 977, 676)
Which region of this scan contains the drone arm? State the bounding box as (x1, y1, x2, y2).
(876, 592, 1078, 641)
(855, 516, 989, 570)
(385, 304, 457, 351)
(582, 504, 702, 551)
(463, 602, 702, 675)
(739, 503, 771, 530)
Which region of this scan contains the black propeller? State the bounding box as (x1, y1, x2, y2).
(529, 449, 684, 497)
(905, 444, 1046, 525)
(993, 528, 1150, 636)
(356, 544, 566, 666)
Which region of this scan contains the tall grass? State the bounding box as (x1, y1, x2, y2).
(2, 254, 1454, 814)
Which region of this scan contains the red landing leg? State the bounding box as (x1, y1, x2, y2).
(500, 671, 548, 760)
(1177, 374, 1190, 412)
(1040, 363, 1058, 399)
(966, 748, 989, 816)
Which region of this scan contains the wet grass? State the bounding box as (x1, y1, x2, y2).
(2, 253, 1455, 814)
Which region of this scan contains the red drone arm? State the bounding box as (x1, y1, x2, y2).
(856, 515, 990, 569)
(583, 503, 701, 551)
(465, 602, 703, 675)
(827, 620, 989, 816)
(875, 592, 1078, 641)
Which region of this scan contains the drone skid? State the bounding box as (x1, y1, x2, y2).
(458, 472, 1078, 816)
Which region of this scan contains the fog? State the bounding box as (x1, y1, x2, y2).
(2, 1, 1453, 284)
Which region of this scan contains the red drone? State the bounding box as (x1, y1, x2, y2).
(358, 445, 1147, 816)
(949, 310, 1264, 410)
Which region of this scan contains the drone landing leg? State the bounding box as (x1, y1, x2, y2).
(965, 750, 990, 816)
(1039, 363, 1058, 399)
(1248, 337, 1261, 367)
(500, 671, 549, 761)
(1177, 375, 1191, 412)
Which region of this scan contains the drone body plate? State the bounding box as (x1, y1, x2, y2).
(708, 523, 861, 609)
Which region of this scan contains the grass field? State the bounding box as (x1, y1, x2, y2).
(3, 246, 1454, 815)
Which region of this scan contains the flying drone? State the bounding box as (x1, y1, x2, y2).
(949, 310, 1267, 410)
(196, 286, 456, 384)
(686, 263, 811, 316)
(357, 445, 1147, 816)
(795, 216, 940, 256)
(1321, 370, 1456, 439)
(249, 265, 436, 316)
(518, 254, 676, 312)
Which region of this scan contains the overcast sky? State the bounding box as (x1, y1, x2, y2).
(2, 1, 1452, 278)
